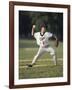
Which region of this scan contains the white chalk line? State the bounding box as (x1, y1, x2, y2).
(19, 64, 62, 68)
(19, 58, 63, 62)
(19, 58, 63, 68)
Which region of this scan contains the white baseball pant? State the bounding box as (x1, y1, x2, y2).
(31, 46, 57, 65)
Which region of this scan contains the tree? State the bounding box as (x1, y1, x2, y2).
(19, 11, 63, 41)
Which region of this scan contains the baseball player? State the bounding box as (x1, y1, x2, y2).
(27, 24, 59, 67)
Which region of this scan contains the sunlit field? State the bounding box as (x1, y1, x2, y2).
(19, 39, 63, 79)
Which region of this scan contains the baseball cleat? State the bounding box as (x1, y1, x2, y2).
(27, 64, 33, 67)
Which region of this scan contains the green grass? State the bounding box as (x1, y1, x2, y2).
(19, 39, 63, 79)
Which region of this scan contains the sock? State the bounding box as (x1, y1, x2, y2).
(52, 54, 57, 65)
(31, 55, 39, 65)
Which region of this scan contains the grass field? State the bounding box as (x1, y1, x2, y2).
(19, 39, 63, 79)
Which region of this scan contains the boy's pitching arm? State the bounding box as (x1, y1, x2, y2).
(31, 25, 36, 36)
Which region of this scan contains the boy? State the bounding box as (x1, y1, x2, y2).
(27, 24, 59, 67)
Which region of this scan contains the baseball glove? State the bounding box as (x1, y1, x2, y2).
(55, 39, 59, 47)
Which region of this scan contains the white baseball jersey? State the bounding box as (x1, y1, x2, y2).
(34, 32, 53, 47)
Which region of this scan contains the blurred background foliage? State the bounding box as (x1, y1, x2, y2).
(19, 11, 63, 41)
